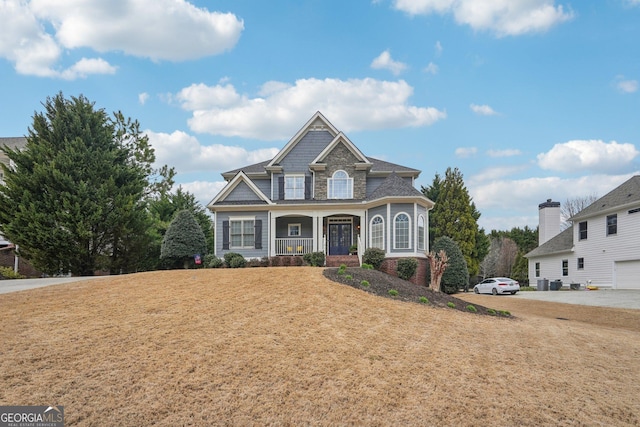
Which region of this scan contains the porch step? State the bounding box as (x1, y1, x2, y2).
(325, 255, 360, 268)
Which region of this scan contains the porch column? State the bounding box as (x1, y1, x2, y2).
(270, 212, 277, 257)
(312, 213, 318, 252)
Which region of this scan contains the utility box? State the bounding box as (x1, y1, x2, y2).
(537, 279, 549, 291)
(550, 280, 563, 291)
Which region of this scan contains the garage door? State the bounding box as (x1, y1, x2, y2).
(615, 260, 640, 289)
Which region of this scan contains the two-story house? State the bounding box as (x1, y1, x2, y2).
(208, 112, 434, 268)
(525, 175, 640, 289)
(0, 137, 27, 247)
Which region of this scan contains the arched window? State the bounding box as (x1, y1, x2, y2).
(394, 213, 410, 249)
(328, 170, 353, 199)
(370, 215, 384, 250)
(418, 215, 425, 251)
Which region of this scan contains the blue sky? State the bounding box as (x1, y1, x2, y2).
(1, 0, 639, 231)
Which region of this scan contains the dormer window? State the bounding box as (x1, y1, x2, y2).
(328, 170, 353, 199)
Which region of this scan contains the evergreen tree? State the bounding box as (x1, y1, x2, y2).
(432, 236, 468, 294)
(423, 167, 480, 276)
(0, 93, 170, 275)
(160, 210, 207, 269)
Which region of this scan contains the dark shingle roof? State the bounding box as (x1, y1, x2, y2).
(368, 157, 419, 174)
(525, 226, 574, 258)
(571, 176, 640, 220)
(367, 172, 426, 201)
(222, 159, 271, 176)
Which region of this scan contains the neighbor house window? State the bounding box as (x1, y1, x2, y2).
(285, 175, 304, 200)
(578, 221, 587, 240)
(417, 215, 425, 251)
(327, 170, 353, 199)
(535, 262, 540, 277)
(606, 214, 617, 236)
(370, 216, 384, 250)
(577, 257, 584, 270)
(231, 219, 255, 248)
(288, 223, 301, 237)
(394, 213, 410, 249)
(562, 259, 568, 276)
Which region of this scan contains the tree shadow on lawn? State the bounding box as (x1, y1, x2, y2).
(323, 267, 513, 318)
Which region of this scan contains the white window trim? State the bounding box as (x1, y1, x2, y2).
(369, 215, 385, 250)
(285, 174, 305, 200)
(229, 216, 256, 249)
(393, 212, 411, 250)
(327, 170, 353, 199)
(417, 214, 425, 251)
(288, 223, 301, 237)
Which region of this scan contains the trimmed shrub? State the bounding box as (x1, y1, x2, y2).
(344, 274, 352, 280)
(419, 296, 429, 304)
(160, 210, 208, 269)
(432, 236, 469, 294)
(466, 304, 477, 313)
(204, 254, 224, 268)
(360, 280, 370, 287)
(223, 252, 244, 267)
(396, 258, 418, 280)
(447, 302, 456, 308)
(303, 252, 325, 267)
(361, 263, 374, 270)
(228, 255, 246, 269)
(388, 289, 399, 296)
(0, 266, 25, 279)
(362, 248, 385, 270)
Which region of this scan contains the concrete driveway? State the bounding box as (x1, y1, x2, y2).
(511, 288, 640, 309)
(0, 276, 106, 294)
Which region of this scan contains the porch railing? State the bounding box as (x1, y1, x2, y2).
(275, 238, 314, 256)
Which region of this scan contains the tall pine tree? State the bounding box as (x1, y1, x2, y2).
(0, 93, 170, 275)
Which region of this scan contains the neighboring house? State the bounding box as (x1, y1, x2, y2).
(525, 176, 640, 289)
(0, 137, 27, 246)
(208, 112, 434, 269)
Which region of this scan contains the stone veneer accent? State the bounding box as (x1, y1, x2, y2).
(314, 142, 367, 200)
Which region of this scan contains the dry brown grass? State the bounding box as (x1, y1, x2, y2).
(1, 267, 639, 426)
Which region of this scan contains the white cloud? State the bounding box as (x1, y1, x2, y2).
(537, 140, 639, 174)
(139, 92, 150, 105)
(176, 78, 446, 139)
(487, 149, 522, 157)
(0, 0, 243, 78)
(469, 173, 639, 230)
(614, 76, 638, 93)
(393, 0, 573, 36)
(179, 180, 228, 207)
(424, 62, 439, 74)
(371, 50, 408, 75)
(435, 41, 443, 56)
(146, 129, 279, 174)
(470, 103, 498, 116)
(455, 147, 478, 158)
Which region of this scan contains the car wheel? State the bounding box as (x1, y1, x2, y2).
(492, 288, 498, 296)
(474, 287, 479, 294)
(511, 291, 517, 295)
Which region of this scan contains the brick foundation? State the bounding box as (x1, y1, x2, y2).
(380, 257, 428, 287)
(0, 247, 42, 278)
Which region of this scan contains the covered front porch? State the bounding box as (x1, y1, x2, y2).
(270, 211, 363, 258)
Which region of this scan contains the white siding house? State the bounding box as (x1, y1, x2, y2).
(526, 176, 640, 289)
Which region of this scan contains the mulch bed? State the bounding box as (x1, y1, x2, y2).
(323, 267, 507, 317)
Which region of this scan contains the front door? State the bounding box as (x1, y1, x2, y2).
(329, 223, 352, 255)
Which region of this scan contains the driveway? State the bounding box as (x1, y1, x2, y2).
(511, 288, 640, 309)
(0, 276, 106, 294)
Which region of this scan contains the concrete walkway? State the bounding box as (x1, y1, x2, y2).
(512, 288, 640, 309)
(0, 276, 107, 294)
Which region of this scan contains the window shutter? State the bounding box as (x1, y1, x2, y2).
(254, 220, 262, 249)
(305, 176, 311, 199)
(222, 221, 230, 250)
(278, 177, 285, 200)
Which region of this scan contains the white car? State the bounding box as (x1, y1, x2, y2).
(474, 277, 520, 295)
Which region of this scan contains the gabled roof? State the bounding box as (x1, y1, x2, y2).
(208, 171, 273, 207)
(311, 132, 370, 165)
(267, 111, 339, 167)
(368, 157, 420, 176)
(367, 172, 434, 207)
(221, 160, 270, 180)
(525, 226, 573, 258)
(571, 175, 640, 221)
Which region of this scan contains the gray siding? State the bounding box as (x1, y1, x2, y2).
(276, 216, 313, 238)
(253, 179, 270, 197)
(225, 181, 261, 202)
(279, 131, 333, 172)
(216, 211, 268, 259)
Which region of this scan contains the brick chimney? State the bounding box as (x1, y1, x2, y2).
(538, 199, 561, 245)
